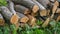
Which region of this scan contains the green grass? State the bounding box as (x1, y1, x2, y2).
(0, 0, 7, 6)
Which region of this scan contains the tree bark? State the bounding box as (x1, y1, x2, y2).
(37, 0, 50, 8)
(7, 0, 16, 14)
(11, 0, 39, 13)
(14, 5, 30, 14)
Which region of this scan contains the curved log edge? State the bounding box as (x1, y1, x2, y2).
(16, 12, 29, 23)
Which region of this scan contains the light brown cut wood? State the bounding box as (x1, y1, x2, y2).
(14, 5, 30, 14)
(52, 1, 59, 14)
(42, 18, 50, 27)
(40, 10, 47, 16)
(10, 14, 19, 24)
(27, 15, 36, 27)
(32, 5, 39, 13)
(0, 13, 5, 26)
(16, 12, 29, 23)
(56, 8, 60, 13)
(56, 16, 60, 21)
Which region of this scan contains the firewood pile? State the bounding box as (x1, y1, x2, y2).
(0, 0, 60, 28)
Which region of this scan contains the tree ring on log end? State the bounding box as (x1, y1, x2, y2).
(32, 5, 39, 13)
(20, 16, 29, 23)
(10, 14, 19, 24)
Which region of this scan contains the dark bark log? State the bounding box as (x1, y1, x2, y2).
(7, 1, 16, 14)
(37, 0, 50, 8)
(27, 15, 36, 27)
(11, 0, 39, 13)
(0, 6, 19, 24)
(0, 13, 5, 26)
(14, 5, 30, 14)
(16, 12, 29, 23)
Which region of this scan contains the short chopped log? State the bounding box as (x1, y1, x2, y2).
(14, 5, 30, 14)
(0, 6, 19, 24)
(16, 12, 29, 23)
(11, 0, 39, 13)
(0, 13, 5, 26)
(27, 15, 36, 27)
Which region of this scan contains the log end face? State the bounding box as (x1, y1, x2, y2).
(0, 19, 5, 26)
(10, 14, 19, 24)
(32, 5, 39, 13)
(20, 16, 29, 23)
(40, 10, 47, 16)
